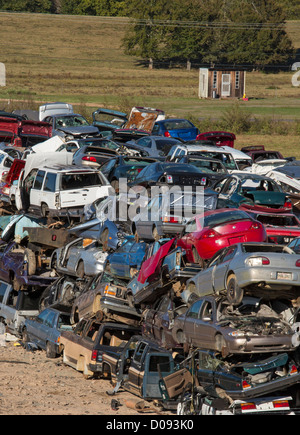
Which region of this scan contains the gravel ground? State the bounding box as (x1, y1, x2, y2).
(0, 338, 173, 416)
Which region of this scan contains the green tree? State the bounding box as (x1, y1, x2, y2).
(122, 0, 295, 68)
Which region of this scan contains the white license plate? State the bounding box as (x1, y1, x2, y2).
(277, 272, 292, 280)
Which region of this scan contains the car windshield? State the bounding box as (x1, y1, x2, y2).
(188, 159, 227, 174)
(203, 210, 250, 227)
(155, 139, 181, 150)
(255, 214, 299, 227)
(240, 177, 281, 192)
(77, 139, 119, 150)
(191, 152, 236, 170)
(162, 163, 203, 173)
(241, 244, 287, 253)
(55, 115, 89, 128)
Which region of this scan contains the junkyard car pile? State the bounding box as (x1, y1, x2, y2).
(1, 102, 300, 415)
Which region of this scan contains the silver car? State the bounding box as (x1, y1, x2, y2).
(183, 242, 300, 305)
(51, 237, 108, 278)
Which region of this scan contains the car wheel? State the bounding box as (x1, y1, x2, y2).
(24, 248, 36, 276)
(226, 274, 244, 306)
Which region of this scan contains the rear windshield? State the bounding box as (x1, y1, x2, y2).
(163, 120, 194, 130)
(60, 172, 101, 190)
(242, 244, 286, 253)
(204, 210, 250, 227)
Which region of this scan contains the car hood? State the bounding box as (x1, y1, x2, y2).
(57, 125, 100, 136)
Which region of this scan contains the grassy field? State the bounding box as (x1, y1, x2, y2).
(0, 12, 299, 156)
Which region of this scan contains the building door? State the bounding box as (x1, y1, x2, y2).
(221, 73, 231, 97)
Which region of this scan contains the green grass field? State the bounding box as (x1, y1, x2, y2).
(0, 12, 299, 156)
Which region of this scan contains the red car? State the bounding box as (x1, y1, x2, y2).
(177, 208, 267, 263)
(243, 210, 300, 245)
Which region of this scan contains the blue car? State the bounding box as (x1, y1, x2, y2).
(152, 118, 199, 141)
(106, 236, 147, 280)
(22, 307, 72, 358)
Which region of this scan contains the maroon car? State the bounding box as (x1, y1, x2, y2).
(177, 208, 267, 263)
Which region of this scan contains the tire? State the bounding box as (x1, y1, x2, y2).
(46, 341, 57, 358)
(76, 261, 85, 279)
(226, 274, 243, 306)
(24, 248, 36, 276)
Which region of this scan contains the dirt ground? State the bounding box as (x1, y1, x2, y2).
(0, 338, 174, 416)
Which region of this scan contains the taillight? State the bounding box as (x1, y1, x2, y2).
(82, 156, 97, 162)
(284, 200, 292, 209)
(289, 364, 298, 375)
(13, 137, 22, 147)
(201, 229, 216, 238)
(242, 380, 252, 390)
(250, 222, 260, 230)
(246, 256, 270, 266)
(295, 260, 300, 267)
(273, 400, 290, 409)
(164, 131, 172, 137)
(162, 216, 179, 223)
(91, 350, 98, 361)
(166, 175, 173, 183)
(240, 402, 256, 411)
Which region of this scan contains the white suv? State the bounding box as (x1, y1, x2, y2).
(15, 164, 112, 219)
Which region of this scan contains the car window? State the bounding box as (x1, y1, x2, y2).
(200, 301, 213, 321)
(136, 137, 152, 148)
(0, 281, 8, 303)
(185, 218, 197, 233)
(133, 342, 147, 364)
(100, 159, 116, 175)
(43, 172, 57, 192)
(149, 355, 171, 373)
(186, 299, 203, 319)
(33, 170, 45, 190)
(37, 309, 50, 324)
(221, 246, 237, 263)
(45, 310, 56, 328)
(61, 172, 101, 189)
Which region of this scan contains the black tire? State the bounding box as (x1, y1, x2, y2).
(24, 248, 36, 276)
(226, 274, 243, 306)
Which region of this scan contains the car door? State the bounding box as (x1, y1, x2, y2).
(26, 309, 49, 346)
(183, 299, 204, 344)
(194, 250, 225, 296)
(30, 169, 46, 210)
(194, 298, 216, 348)
(109, 238, 135, 277)
(39, 309, 57, 349)
(127, 341, 148, 395)
(213, 246, 237, 293)
(62, 318, 89, 364)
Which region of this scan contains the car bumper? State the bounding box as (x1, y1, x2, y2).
(100, 296, 141, 317)
(236, 267, 300, 289)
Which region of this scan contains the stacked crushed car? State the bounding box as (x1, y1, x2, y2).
(1, 102, 300, 414)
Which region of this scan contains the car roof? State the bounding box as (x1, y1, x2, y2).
(38, 164, 100, 173)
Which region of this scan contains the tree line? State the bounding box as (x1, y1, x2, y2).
(0, 0, 298, 69)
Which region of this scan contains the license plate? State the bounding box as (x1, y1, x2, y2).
(277, 272, 292, 280)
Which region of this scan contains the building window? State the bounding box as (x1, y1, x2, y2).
(235, 71, 240, 89)
(213, 71, 217, 88)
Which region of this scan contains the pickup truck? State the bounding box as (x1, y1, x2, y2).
(60, 317, 140, 378)
(102, 335, 182, 403)
(0, 279, 43, 336)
